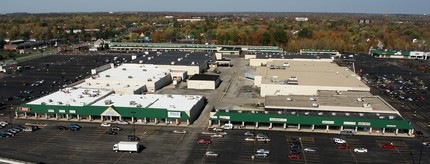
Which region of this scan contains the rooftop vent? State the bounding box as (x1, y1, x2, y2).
(171, 61, 175, 65)
(286, 97, 293, 101)
(309, 97, 317, 101)
(357, 97, 365, 102)
(362, 103, 371, 108)
(48, 99, 53, 102)
(104, 100, 112, 105)
(312, 103, 319, 107)
(147, 78, 152, 82)
(336, 90, 342, 95)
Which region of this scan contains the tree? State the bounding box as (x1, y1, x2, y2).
(298, 27, 312, 39)
(272, 29, 288, 47)
(261, 31, 271, 46)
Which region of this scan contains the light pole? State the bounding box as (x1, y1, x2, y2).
(131, 111, 136, 140)
(419, 136, 426, 164)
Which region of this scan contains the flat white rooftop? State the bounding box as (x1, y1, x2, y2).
(27, 88, 112, 106)
(93, 94, 204, 112)
(256, 61, 368, 88)
(87, 63, 170, 84)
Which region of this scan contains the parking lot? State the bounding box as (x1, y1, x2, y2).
(1, 120, 429, 164)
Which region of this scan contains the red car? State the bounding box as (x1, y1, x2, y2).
(196, 138, 212, 144)
(288, 154, 302, 159)
(336, 144, 351, 149)
(383, 143, 395, 149)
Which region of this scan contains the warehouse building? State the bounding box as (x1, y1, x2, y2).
(300, 49, 340, 56)
(245, 52, 333, 66)
(132, 51, 213, 76)
(77, 63, 172, 93)
(16, 87, 205, 125)
(369, 49, 429, 60)
(254, 60, 370, 97)
(187, 74, 221, 90)
(209, 90, 413, 136)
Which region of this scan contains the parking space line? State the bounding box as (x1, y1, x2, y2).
(113, 152, 126, 164)
(394, 148, 410, 164)
(28, 131, 63, 153)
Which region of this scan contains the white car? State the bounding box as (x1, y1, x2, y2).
(117, 120, 129, 125)
(304, 148, 316, 153)
(354, 147, 368, 153)
(205, 151, 219, 157)
(256, 149, 270, 154)
(101, 123, 111, 127)
(211, 134, 223, 138)
(212, 128, 224, 132)
(173, 130, 187, 134)
(245, 137, 256, 142)
(0, 121, 8, 127)
(333, 137, 346, 144)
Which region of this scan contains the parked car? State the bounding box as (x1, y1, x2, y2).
(212, 128, 224, 132)
(423, 142, 430, 147)
(105, 131, 118, 135)
(256, 149, 270, 154)
(383, 143, 395, 149)
(56, 126, 68, 130)
(128, 135, 140, 141)
(245, 137, 256, 142)
(111, 126, 122, 131)
(288, 153, 302, 159)
(244, 131, 254, 136)
(205, 151, 219, 157)
(333, 137, 346, 144)
(291, 144, 302, 149)
(303, 148, 316, 153)
(254, 153, 268, 158)
(117, 120, 129, 125)
(336, 144, 351, 149)
(257, 138, 271, 142)
(196, 138, 212, 144)
(101, 123, 111, 127)
(354, 147, 368, 153)
(173, 130, 186, 134)
(211, 134, 223, 138)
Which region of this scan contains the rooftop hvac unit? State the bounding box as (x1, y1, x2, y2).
(312, 103, 319, 107)
(48, 99, 53, 102)
(304, 112, 310, 115)
(336, 90, 342, 95)
(104, 100, 112, 105)
(225, 110, 229, 112)
(345, 113, 350, 116)
(291, 111, 296, 115)
(287, 97, 293, 101)
(147, 78, 152, 82)
(359, 113, 364, 117)
(136, 104, 142, 108)
(58, 101, 63, 105)
(41, 102, 46, 105)
(191, 61, 195, 65)
(122, 68, 127, 71)
(318, 112, 323, 115)
(278, 111, 283, 114)
(332, 112, 336, 116)
(309, 97, 317, 101)
(356, 97, 364, 102)
(379, 116, 385, 119)
(362, 103, 371, 108)
(128, 76, 133, 79)
(105, 75, 110, 77)
(389, 116, 395, 119)
(171, 61, 175, 65)
(142, 69, 147, 71)
(130, 101, 136, 105)
(238, 110, 243, 113)
(148, 57, 152, 60)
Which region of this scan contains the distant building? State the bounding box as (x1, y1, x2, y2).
(358, 19, 371, 24)
(165, 16, 174, 19)
(177, 18, 205, 22)
(295, 17, 309, 22)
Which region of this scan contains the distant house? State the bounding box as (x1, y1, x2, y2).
(358, 19, 371, 24)
(295, 17, 309, 22)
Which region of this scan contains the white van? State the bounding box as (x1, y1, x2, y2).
(221, 123, 234, 130)
(332, 137, 346, 144)
(340, 129, 355, 136)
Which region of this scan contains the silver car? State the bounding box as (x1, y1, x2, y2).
(205, 151, 219, 157)
(256, 149, 270, 154)
(304, 147, 316, 153)
(254, 153, 268, 158)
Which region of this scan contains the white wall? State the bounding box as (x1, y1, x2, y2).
(188, 80, 216, 90)
(260, 84, 371, 97)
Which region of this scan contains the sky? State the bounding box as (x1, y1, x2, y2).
(1, 0, 429, 15)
